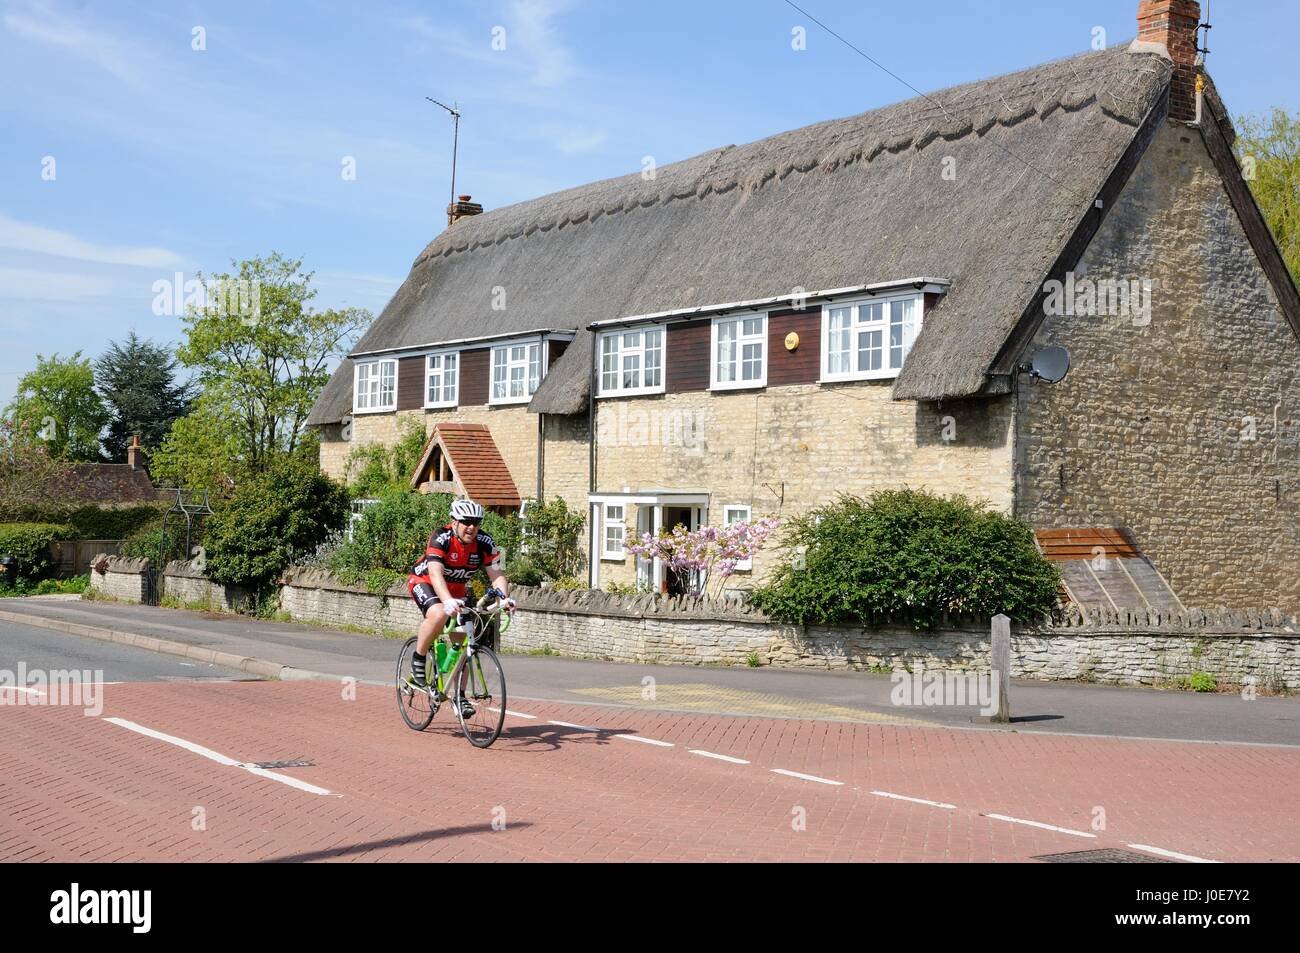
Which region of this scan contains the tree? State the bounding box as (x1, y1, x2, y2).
(94, 331, 195, 462)
(0, 416, 83, 517)
(175, 252, 366, 476)
(3, 352, 109, 461)
(148, 394, 245, 496)
(204, 453, 349, 592)
(1235, 108, 1300, 282)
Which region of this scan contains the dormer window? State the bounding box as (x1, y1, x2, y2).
(821, 293, 922, 382)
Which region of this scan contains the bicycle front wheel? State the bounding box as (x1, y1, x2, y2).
(457, 646, 506, 748)
(396, 637, 436, 731)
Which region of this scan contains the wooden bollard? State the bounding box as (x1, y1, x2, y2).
(990, 613, 1011, 723)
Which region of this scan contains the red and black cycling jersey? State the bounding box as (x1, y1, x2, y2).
(408, 524, 502, 600)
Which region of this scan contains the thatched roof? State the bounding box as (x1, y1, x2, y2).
(308, 44, 1172, 424)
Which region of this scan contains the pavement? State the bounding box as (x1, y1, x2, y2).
(1, 596, 1298, 862)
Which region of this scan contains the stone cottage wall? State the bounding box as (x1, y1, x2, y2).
(1017, 121, 1300, 608)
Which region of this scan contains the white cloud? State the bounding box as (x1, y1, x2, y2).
(0, 266, 120, 300)
(3, 0, 146, 85)
(508, 0, 577, 87)
(533, 121, 608, 155)
(0, 213, 184, 268)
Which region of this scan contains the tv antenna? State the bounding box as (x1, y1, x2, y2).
(1196, 0, 1212, 64)
(426, 96, 462, 213)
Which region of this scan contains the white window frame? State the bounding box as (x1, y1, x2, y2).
(710, 312, 767, 391)
(424, 349, 459, 408)
(353, 358, 397, 413)
(723, 504, 753, 571)
(601, 503, 626, 561)
(596, 325, 666, 397)
(489, 336, 546, 406)
(820, 292, 923, 383)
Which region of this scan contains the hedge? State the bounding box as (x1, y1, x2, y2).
(0, 522, 77, 581)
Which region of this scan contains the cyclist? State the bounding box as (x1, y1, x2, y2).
(407, 498, 516, 716)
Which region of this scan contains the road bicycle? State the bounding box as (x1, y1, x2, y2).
(396, 588, 510, 748)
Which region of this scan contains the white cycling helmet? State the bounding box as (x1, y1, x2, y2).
(450, 498, 485, 522)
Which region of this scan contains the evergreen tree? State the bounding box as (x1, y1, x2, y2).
(94, 332, 195, 462)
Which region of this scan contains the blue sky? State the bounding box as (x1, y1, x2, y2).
(2, 0, 1296, 410)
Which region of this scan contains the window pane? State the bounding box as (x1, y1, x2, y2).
(858, 328, 882, 372)
(509, 365, 524, 397)
(494, 348, 506, 368)
(528, 344, 541, 393)
(511, 345, 525, 362)
(622, 353, 640, 390)
(644, 338, 661, 387)
(602, 335, 618, 357)
(890, 298, 919, 369)
(742, 317, 763, 336)
(742, 342, 762, 381)
(717, 320, 737, 382)
(623, 332, 641, 349)
(861, 302, 884, 324)
(828, 308, 851, 375)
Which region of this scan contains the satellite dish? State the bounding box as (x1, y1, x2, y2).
(1027, 345, 1071, 384)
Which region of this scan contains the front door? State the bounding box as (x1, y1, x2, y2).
(661, 505, 696, 596)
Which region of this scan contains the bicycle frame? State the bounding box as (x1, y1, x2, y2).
(428, 603, 512, 702)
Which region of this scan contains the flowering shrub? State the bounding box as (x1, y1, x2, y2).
(625, 516, 779, 598)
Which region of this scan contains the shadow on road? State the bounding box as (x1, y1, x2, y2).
(263, 822, 534, 862)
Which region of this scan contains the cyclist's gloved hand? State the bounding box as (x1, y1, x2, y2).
(502, 598, 517, 614)
(441, 598, 462, 616)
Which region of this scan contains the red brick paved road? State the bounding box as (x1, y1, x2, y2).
(2, 680, 1296, 862)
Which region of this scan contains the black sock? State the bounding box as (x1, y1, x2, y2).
(412, 652, 427, 679)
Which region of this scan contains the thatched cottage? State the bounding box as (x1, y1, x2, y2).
(307, 0, 1300, 609)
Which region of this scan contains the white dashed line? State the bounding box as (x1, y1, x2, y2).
(489, 707, 537, 719)
(771, 769, 843, 786)
(689, 750, 750, 764)
(983, 813, 1095, 838)
(0, 686, 44, 696)
(1127, 843, 1221, 864)
(870, 790, 957, 809)
(615, 734, 674, 747)
(104, 717, 335, 796)
(549, 720, 600, 732)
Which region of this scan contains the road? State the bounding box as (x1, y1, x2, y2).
(1, 600, 1298, 862)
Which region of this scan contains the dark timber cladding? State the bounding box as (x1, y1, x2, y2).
(397, 355, 424, 411)
(459, 348, 490, 406)
(665, 321, 710, 392)
(767, 308, 820, 386)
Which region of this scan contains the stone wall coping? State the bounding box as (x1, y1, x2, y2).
(274, 568, 1300, 637)
(91, 553, 150, 574)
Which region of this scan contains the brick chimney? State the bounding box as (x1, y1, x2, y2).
(127, 433, 148, 471)
(446, 194, 484, 227)
(1136, 0, 1202, 122)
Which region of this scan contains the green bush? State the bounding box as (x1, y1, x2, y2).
(119, 515, 194, 563)
(0, 504, 163, 539)
(1190, 671, 1217, 693)
(345, 418, 429, 499)
(750, 489, 1061, 628)
(206, 455, 349, 591)
(506, 554, 545, 587)
(520, 497, 585, 580)
(325, 489, 521, 590)
(0, 522, 76, 581)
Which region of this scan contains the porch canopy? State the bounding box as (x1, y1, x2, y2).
(588, 489, 711, 591)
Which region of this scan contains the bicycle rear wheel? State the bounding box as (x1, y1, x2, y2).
(396, 637, 436, 731)
(456, 646, 506, 748)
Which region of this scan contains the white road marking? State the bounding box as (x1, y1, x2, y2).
(983, 813, 1095, 838)
(870, 790, 957, 809)
(549, 720, 600, 732)
(0, 686, 45, 696)
(489, 707, 536, 719)
(772, 769, 844, 786)
(615, 734, 674, 747)
(1127, 843, 1221, 864)
(103, 717, 335, 796)
(689, 750, 751, 765)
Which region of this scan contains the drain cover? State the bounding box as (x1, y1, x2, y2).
(1033, 848, 1172, 863)
(250, 760, 313, 770)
